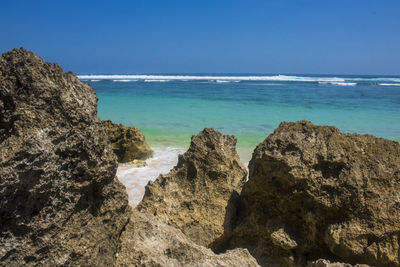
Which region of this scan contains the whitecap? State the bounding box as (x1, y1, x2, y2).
(77, 74, 400, 84)
(216, 80, 241, 83)
(78, 74, 345, 83)
(112, 79, 137, 82)
(319, 82, 357, 86)
(144, 79, 169, 82)
(379, 83, 400, 86)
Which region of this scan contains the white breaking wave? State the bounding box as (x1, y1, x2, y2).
(78, 74, 346, 83)
(112, 79, 137, 82)
(216, 80, 240, 83)
(78, 74, 400, 84)
(117, 147, 184, 206)
(90, 79, 100, 82)
(352, 77, 400, 83)
(379, 83, 400, 86)
(319, 82, 357, 86)
(144, 79, 169, 82)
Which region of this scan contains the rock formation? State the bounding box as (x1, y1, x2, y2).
(102, 119, 153, 163)
(137, 128, 248, 247)
(0, 48, 130, 266)
(3, 48, 399, 267)
(215, 121, 400, 266)
(117, 128, 258, 266)
(307, 259, 369, 267)
(116, 210, 260, 267)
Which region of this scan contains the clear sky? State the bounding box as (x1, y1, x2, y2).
(1, 0, 399, 75)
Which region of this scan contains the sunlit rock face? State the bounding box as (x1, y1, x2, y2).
(117, 128, 259, 266)
(102, 119, 153, 163)
(215, 120, 400, 266)
(137, 128, 248, 247)
(0, 48, 131, 266)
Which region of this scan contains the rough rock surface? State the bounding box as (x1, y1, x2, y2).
(215, 121, 400, 266)
(307, 259, 369, 267)
(0, 48, 131, 266)
(116, 210, 260, 267)
(102, 119, 153, 163)
(116, 128, 259, 266)
(137, 128, 248, 247)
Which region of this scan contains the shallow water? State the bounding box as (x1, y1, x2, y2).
(81, 74, 400, 204)
(116, 147, 184, 206)
(84, 74, 400, 153)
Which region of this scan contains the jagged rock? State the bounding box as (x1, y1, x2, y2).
(116, 210, 260, 267)
(216, 121, 400, 266)
(138, 128, 248, 247)
(102, 120, 153, 163)
(117, 129, 258, 266)
(0, 48, 131, 266)
(270, 228, 298, 250)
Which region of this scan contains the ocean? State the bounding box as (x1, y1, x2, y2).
(79, 74, 400, 205)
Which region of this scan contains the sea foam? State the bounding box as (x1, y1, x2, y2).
(144, 79, 169, 82)
(319, 81, 357, 86)
(117, 147, 184, 206)
(78, 74, 347, 83)
(79, 74, 400, 85)
(112, 79, 137, 82)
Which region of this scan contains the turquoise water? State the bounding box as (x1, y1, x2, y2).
(81, 74, 400, 161)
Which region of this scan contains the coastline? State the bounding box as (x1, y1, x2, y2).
(118, 127, 400, 206)
(116, 139, 258, 206)
(3, 48, 400, 266)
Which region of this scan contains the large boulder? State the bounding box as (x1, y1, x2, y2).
(138, 128, 248, 247)
(216, 121, 400, 266)
(102, 120, 153, 163)
(0, 48, 131, 266)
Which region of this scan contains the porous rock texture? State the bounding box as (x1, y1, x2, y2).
(216, 121, 400, 266)
(137, 128, 248, 247)
(0, 48, 131, 266)
(117, 128, 259, 266)
(102, 119, 153, 163)
(307, 259, 369, 267)
(116, 210, 260, 267)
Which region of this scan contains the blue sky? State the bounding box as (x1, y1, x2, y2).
(1, 0, 399, 75)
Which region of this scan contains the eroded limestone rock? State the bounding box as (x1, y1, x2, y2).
(307, 259, 370, 267)
(116, 210, 260, 267)
(117, 128, 259, 266)
(0, 48, 131, 266)
(102, 120, 153, 163)
(216, 121, 400, 266)
(138, 128, 248, 247)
